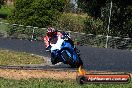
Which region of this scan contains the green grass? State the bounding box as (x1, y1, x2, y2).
(0, 77, 132, 88)
(0, 49, 45, 65)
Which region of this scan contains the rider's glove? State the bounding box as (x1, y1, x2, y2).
(46, 45, 51, 52)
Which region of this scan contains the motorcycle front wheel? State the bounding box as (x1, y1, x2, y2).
(61, 50, 83, 68)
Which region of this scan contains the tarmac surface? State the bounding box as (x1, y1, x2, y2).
(0, 38, 132, 72)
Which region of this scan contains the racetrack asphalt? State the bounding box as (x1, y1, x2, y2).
(0, 38, 132, 72)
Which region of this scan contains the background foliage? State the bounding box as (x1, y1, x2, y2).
(53, 13, 86, 32)
(0, 0, 4, 8)
(78, 0, 132, 37)
(8, 0, 65, 27)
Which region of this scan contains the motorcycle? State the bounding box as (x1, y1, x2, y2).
(50, 33, 83, 68)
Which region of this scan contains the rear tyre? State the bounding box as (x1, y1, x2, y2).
(69, 57, 83, 68)
(76, 57, 83, 68)
(75, 48, 83, 68)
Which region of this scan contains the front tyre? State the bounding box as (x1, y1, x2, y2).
(61, 48, 83, 68)
(51, 51, 60, 65)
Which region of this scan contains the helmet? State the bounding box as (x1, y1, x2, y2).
(46, 27, 56, 37)
(47, 27, 55, 32)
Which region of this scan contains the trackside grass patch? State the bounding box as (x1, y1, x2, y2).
(0, 77, 132, 88)
(0, 49, 45, 65)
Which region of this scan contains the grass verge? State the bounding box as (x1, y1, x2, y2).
(0, 49, 45, 65)
(0, 77, 132, 88)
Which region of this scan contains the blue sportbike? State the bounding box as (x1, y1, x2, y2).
(50, 33, 83, 68)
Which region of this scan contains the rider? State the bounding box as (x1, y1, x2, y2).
(43, 25, 71, 51)
(44, 26, 58, 51)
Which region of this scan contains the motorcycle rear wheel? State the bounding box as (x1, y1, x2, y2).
(69, 56, 83, 68)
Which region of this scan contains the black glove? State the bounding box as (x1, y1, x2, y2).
(46, 45, 51, 52)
